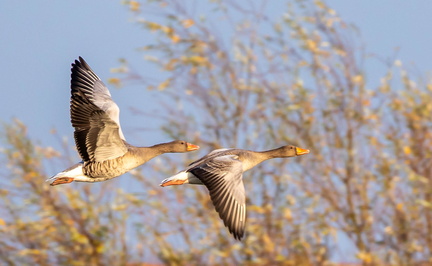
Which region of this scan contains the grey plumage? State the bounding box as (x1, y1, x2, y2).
(47, 57, 199, 186)
(161, 145, 310, 240)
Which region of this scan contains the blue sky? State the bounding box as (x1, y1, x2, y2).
(1, 1, 431, 147)
(1, 0, 432, 262)
(327, 1, 432, 69)
(0, 1, 148, 146)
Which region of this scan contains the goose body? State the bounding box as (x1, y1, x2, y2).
(48, 57, 199, 186)
(160, 145, 310, 240)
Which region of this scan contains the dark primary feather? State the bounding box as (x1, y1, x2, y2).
(163, 145, 308, 240)
(70, 92, 95, 162)
(70, 57, 127, 163)
(189, 153, 247, 240)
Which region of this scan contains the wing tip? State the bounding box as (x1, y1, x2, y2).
(72, 56, 89, 71)
(231, 222, 245, 241)
(70, 56, 101, 91)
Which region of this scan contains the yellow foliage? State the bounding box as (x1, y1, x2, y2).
(148, 189, 158, 196)
(3, 1, 432, 264)
(314, 0, 326, 9)
(416, 200, 432, 209)
(248, 205, 265, 214)
(263, 233, 275, 253)
(158, 79, 171, 90)
(18, 249, 42, 256)
(409, 242, 424, 252)
(72, 230, 89, 244)
(403, 146, 412, 155)
(113, 204, 127, 211)
(190, 40, 208, 54)
(298, 60, 308, 67)
(384, 226, 394, 235)
(213, 249, 230, 258)
(108, 78, 122, 87)
(356, 251, 373, 263)
(161, 26, 174, 35)
(328, 8, 337, 16)
(110, 66, 128, 73)
(305, 39, 317, 52)
(24, 171, 38, 181)
(365, 114, 378, 121)
(264, 203, 273, 212)
(130, 1, 140, 12)
(96, 243, 105, 254)
(284, 208, 293, 221)
(286, 195, 296, 205)
(275, 255, 287, 262)
(189, 67, 198, 75)
(334, 47, 347, 56)
(189, 56, 207, 64)
(170, 34, 181, 43)
(65, 218, 75, 226)
(182, 19, 194, 28)
(361, 99, 370, 106)
(145, 21, 163, 32)
(352, 74, 364, 85)
(12, 151, 20, 159)
(396, 203, 404, 211)
(181, 55, 209, 67)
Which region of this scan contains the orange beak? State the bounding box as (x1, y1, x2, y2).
(186, 143, 200, 151)
(160, 179, 187, 187)
(50, 177, 74, 186)
(295, 147, 310, 156)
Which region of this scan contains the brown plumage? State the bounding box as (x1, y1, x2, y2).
(160, 145, 310, 240)
(48, 57, 199, 186)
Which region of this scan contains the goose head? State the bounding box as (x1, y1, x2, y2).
(271, 145, 310, 158)
(162, 140, 200, 153)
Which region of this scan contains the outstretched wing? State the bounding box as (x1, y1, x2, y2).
(70, 57, 127, 162)
(187, 148, 232, 167)
(190, 155, 246, 240)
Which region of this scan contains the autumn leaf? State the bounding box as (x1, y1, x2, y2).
(403, 146, 412, 155)
(108, 78, 122, 87)
(170, 34, 180, 43)
(158, 79, 171, 90)
(145, 21, 162, 32)
(130, 1, 140, 12)
(182, 19, 194, 28)
(357, 251, 373, 264)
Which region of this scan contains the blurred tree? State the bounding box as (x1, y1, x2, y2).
(0, 120, 136, 265)
(115, 0, 432, 265)
(1, 0, 431, 265)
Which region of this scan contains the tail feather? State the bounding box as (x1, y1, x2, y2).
(47, 163, 84, 186)
(160, 171, 203, 186)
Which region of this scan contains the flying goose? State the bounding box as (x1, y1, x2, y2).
(160, 145, 309, 240)
(48, 57, 199, 186)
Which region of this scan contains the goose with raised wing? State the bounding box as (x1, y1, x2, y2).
(48, 57, 199, 186)
(160, 145, 309, 240)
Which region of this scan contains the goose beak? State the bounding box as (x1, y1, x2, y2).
(186, 143, 200, 151)
(295, 147, 310, 156)
(50, 177, 74, 186)
(160, 179, 186, 187)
